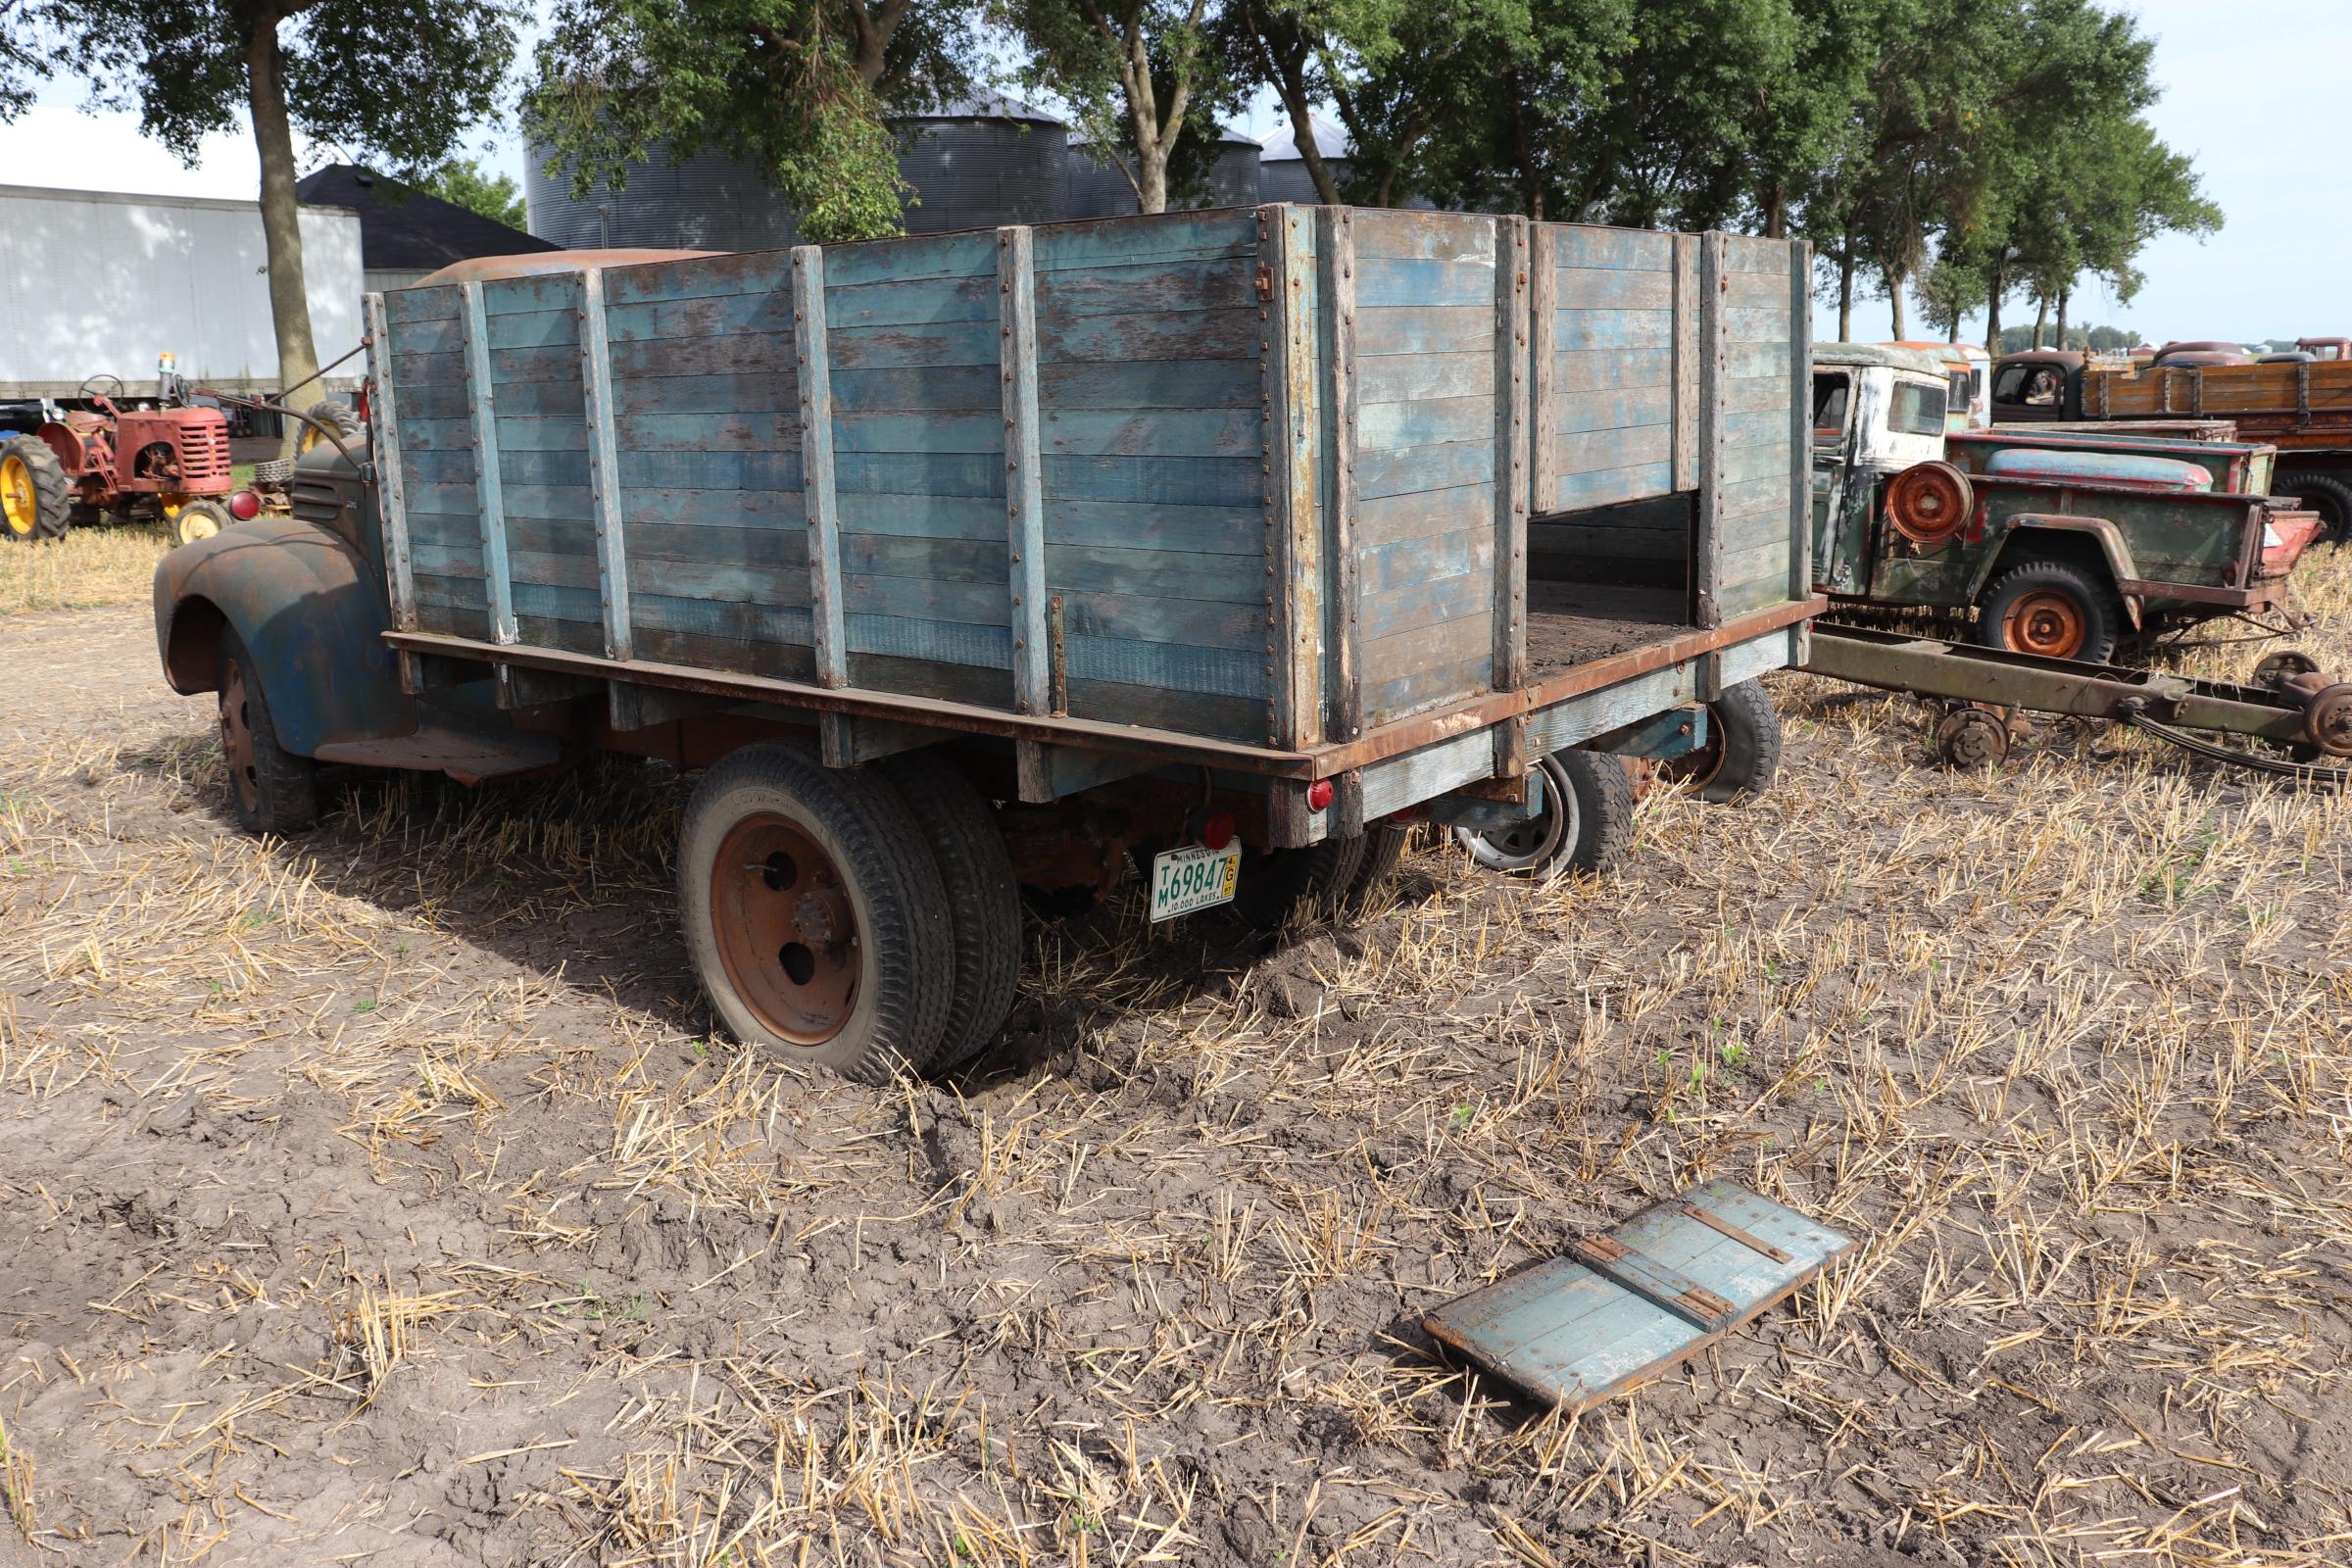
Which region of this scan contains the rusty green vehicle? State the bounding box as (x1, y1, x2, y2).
(1810, 343, 2323, 663)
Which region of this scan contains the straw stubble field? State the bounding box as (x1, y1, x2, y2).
(1, 534, 2349, 1568)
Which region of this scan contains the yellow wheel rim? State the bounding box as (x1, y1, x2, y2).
(1, 454, 34, 537)
(177, 510, 221, 543)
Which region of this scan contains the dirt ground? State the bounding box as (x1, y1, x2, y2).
(3, 553, 2350, 1568)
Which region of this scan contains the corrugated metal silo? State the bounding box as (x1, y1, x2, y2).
(524, 96, 1067, 250)
(1065, 125, 1262, 218)
(1258, 114, 1349, 205)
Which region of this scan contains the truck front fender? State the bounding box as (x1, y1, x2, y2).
(1973, 514, 2143, 626)
(152, 515, 411, 759)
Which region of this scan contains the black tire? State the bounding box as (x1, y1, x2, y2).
(1455, 749, 1634, 877)
(1659, 680, 1783, 804)
(876, 757, 1021, 1069)
(1229, 832, 1369, 930)
(217, 628, 318, 834)
(171, 498, 232, 547)
(677, 744, 952, 1083)
(1342, 820, 1412, 909)
(1975, 559, 2120, 664)
(1, 434, 71, 542)
(299, 400, 363, 456)
(2276, 469, 2352, 546)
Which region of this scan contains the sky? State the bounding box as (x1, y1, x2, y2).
(0, 0, 2341, 346)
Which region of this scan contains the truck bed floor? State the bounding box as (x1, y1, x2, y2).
(1526, 582, 1690, 680)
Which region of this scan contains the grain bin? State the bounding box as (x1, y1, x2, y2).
(524, 96, 1067, 250)
(1257, 113, 1349, 204)
(1065, 124, 1263, 218)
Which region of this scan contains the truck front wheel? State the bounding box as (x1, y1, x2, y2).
(217, 629, 318, 834)
(678, 745, 954, 1082)
(1976, 560, 2119, 664)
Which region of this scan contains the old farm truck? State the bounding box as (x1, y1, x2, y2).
(155, 210, 1822, 1079)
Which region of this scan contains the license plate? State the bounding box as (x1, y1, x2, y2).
(1149, 842, 1241, 921)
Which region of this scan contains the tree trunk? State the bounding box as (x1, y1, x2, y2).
(2055, 283, 2070, 351)
(1761, 180, 1787, 240)
(1887, 267, 1907, 340)
(1985, 260, 2004, 358)
(2032, 294, 2048, 350)
(247, 10, 317, 459)
(1837, 255, 1853, 342)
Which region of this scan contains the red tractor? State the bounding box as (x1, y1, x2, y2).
(1, 372, 239, 547)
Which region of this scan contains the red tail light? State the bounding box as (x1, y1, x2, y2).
(1305, 778, 1335, 812)
(229, 489, 261, 520)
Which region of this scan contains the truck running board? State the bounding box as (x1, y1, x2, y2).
(1802, 623, 2352, 778)
(1422, 1179, 1852, 1414)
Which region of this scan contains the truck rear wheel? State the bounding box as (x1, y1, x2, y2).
(1976, 560, 2119, 664)
(678, 744, 953, 1083)
(876, 757, 1020, 1069)
(217, 629, 318, 834)
(1455, 749, 1633, 878)
(1658, 680, 1782, 803)
(0, 435, 69, 542)
(2276, 470, 2352, 546)
(1229, 833, 1369, 930)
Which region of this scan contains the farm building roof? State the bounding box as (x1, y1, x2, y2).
(294, 165, 556, 272)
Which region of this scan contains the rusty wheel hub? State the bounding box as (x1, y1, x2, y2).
(2002, 590, 2086, 659)
(2303, 682, 2352, 758)
(1934, 706, 2010, 769)
(710, 813, 860, 1045)
(220, 661, 260, 813)
(1657, 723, 1726, 791)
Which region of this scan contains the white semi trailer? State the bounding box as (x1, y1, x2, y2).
(0, 183, 364, 404)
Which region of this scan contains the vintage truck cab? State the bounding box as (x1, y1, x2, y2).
(1812, 343, 2322, 662)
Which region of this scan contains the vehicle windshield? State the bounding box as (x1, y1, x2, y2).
(1889, 378, 1948, 435)
(1992, 363, 2066, 408)
(1812, 372, 1850, 439)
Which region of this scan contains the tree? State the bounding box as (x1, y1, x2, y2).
(998, 0, 1231, 216)
(414, 154, 526, 230)
(1221, 0, 1400, 204)
(1, 0, 58, 122)
(48, 0, 515, 448)
(527, 0, 980, 243)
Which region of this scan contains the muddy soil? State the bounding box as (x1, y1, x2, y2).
(3, 595, 2349, 1568)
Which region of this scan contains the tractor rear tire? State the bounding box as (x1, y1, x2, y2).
(1976, 559, 2120, 665)
(217, 629, 318, 835)
(299, 400, 363, 457)
(677, 744, 954, 1083)
(2276, 469, 2352, 546)
(0, 435, 70, 542)
(876, 757, 1022, 1070)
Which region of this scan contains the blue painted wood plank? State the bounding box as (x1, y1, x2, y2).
(838, 491, 1004, 541)
(1353, 255, 1495, 309)
(1035, 308, 1258, 364)
(830, 365, 1001, 414)
(844, 613, 1010, 668)
(460, 281, 515, 644)
(1724, 374, 1790, 416)
(1353, 440, 1494, 502)
(390, 381, 469, 420)
(486, 307, 581, 353)
(827, 320, 1000, 369)
(1349, 211, 1496, 263)
(1355, 570, 1489, 642)
(1035, 257, 1258, 318)
(1555, 423, 1671, 475)
(488, 416, 589, 454)
(835, 451, 1003, 499)
(1554, 347, 1674, 393)
(1043, 408, 1259, 459)
(840, 530, 1007, 581)
(1722, 306, 1791, 345)
(618, 518, 810, 569)
(1064, 636, 1264, 698)
(1719, 538, 1791, 590)
(1720, 409, 1789, 452)
(1043, 454, 1261, 510)
(500, 514, 600, 557)
(1551, 461, 1676, 511)
(830, 412, 1003, 455)
(1032, 211, 1257, 271)
(404, 509, 480, 548)
(634, 592, 817, 647)
(1044, 543, 1267, 604)
(1548, 224, 1675, 271)
(411, 541, 484, 580)
(1044, 499, 1259, 556)
(1039, 357, 1261, 412)
(843, 572, 1010, 627)
(1056, 587, 1267, 651)
(489, 481, 593, 520)
(609, 290, 794, 344)
(1059, 677, 1262, 741)
(1552, 267, 1673, 312)
(484, 345, 580, 384)
(1355, 351, 1494, 408)
(822, 229, 998, 288)
(606, 251, 793, 308)
(1360, 526, 1488, 593)
(1354, 306, 1493, 358)
(1723, 342, 1789, 380)
(614, 372, 798, 417)
(388, 315, 464, 359)
(618, 449, 802, 492)
(618, 487, 804, 529)
(511, 579, 601, 624)
(1362, 651, 1492, 724)
(471, 380, 590, 418)
(1352, 482, 1494, 551)
(392, 348, 466, 388)
(1355, 395, 1492, 454)
(611, 331, 795, 379)
(1554, 310, 1675, 353)
(616, 410, 800, 452)
(824, 272, 996, 329)
(384, 285, 461, 325)
(505, 548, 600, 591)
(1551, 385, 1672, 435)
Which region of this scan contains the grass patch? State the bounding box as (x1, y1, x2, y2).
(0, 524, 172, 617)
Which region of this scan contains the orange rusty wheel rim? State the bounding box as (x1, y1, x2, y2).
(220, 660, 260, 814)
(2001, 590, 2086, 659)
(709, 812, 860, 1045)
(1657, 722, 1726, 790)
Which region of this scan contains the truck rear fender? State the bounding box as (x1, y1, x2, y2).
(152, 514, 411, 758)
(1974, 514, 2141, 626)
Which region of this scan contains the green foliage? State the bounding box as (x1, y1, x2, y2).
(525, 0, 979, 244)
(997, 0, 1235, 214)
(0, 0, 59, 122)
(47, 0, 515, 171)
(412, 154, 526, 230)
(1995, 321, 2143, 353)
